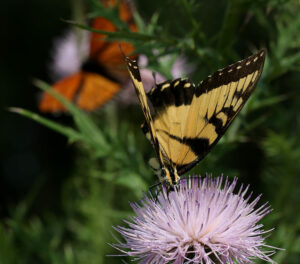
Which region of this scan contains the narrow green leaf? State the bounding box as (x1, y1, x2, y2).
(63, 19, 155, 41)
(9, 107, 83, 143)
(33, 79, 111, 155)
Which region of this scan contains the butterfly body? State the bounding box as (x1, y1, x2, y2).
(125, 50, 266, 187)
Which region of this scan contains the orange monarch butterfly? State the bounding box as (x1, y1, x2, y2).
(124, 49, 266, 187)
(39, 0, 137, 113)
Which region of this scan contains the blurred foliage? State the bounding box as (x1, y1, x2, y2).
(1, 0, 300, 263)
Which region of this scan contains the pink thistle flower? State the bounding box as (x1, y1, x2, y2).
(49, 29, 90, 81)
(113, 176, 278, 264)
(171, 55, 195, 78)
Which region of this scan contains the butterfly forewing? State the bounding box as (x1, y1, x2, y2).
(145, 49, 266, 176)
(124, 56, 168, 178)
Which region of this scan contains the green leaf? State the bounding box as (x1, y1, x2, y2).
(9, 107, 83, 143)
(33, 79, 111, 157)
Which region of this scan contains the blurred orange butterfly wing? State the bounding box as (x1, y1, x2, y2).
(39, 0, 136, 113)
(39, 72, 83, 112)
(89, 0, 137, 78)
(76, 73, 120, 111)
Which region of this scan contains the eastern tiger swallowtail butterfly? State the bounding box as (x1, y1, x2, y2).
(39, 0, 137, 113)
(124, 49, 266, 187)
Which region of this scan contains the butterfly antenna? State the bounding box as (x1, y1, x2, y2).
(152, 71, 157, 87)
(149, 180, 161, 191)
(149, 181, 163, 203)
(149, 181, 177, 202)
(118, 43, 126, 59)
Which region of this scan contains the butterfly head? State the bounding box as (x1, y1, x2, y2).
(149, 157, 180, 187)
(162, 165, 180, 187)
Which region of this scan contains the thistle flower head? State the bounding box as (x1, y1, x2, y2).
(113, 176, 277, 264)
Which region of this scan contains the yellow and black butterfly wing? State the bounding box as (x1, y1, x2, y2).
(145, 49, 266, 175)
(124, 56, 165, 170)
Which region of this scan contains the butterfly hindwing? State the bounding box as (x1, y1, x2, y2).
(143, 49, 266, 177)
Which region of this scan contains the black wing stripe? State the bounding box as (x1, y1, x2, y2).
(156, 130, 210, 163)
(148, 79, 195, 109)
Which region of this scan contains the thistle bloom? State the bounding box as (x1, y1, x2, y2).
(49, 29, 89, 81)
(113, 176, 277, 264)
